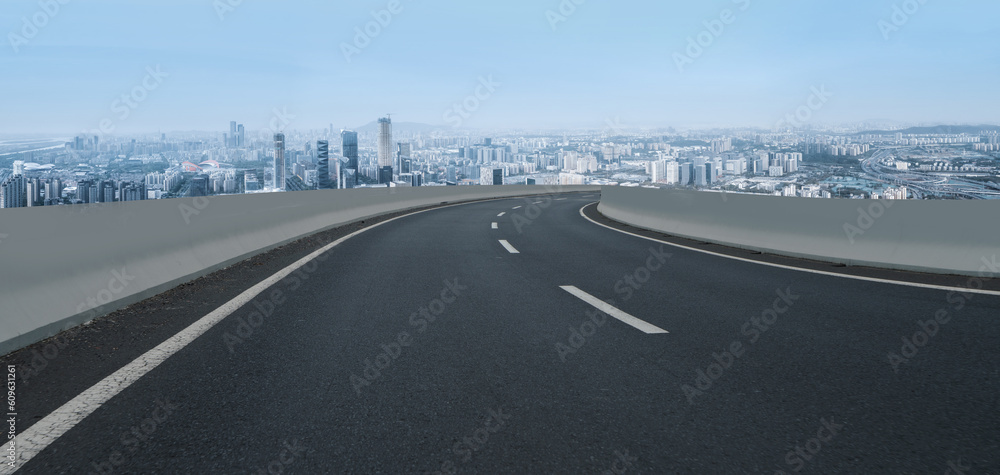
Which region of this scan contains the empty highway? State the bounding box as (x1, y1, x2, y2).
(2, 192, 998, 474)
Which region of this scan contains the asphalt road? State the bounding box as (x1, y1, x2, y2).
(3, 192, 998, 474)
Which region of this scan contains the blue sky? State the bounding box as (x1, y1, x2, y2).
(1, 0, 998, 134)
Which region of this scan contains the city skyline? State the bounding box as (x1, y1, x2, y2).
(3, 1, 999, 134)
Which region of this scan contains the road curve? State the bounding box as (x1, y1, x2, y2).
(2, 191, 998, 474)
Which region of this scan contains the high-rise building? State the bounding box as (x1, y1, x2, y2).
(711, 138, 732, 154)
(397, 142, 411, 175)
(492, 169, 504, 185)
(479, 166, 493, 186)
(334, 157, 342, 189)
(44, 179, 62, 204)
(378, 166, 393, 185)
(694, 165, 707, 187)
(119, 181, 145, 202)
(317, 140, 330, 190)
(342, 130, 359, 186)
(244, 172, 261, 192)
(665, 161, 680, 184)
(27, 178, 40, 206)
(237, 124, 245, 147)
(0, 175, 26, 208)
(378, 117, 393, 173)
(274, 133, 286, 191)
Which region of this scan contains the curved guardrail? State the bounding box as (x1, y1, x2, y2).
(598, 186, 999, 279)
(0, 185, 598, 355)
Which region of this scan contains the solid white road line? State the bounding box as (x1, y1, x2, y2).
(492, 222, 498, 230)
(497, 212, 506, 217)
(5, 248, 356, 473)
(578, 203, 1000, 297)
(499, 240, 520, 254)
(560, 285, 668, 334)
(512, 206, 522, 210)
(2, 198, 525, 474)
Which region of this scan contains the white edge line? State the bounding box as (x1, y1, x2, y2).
(4, 196, 541, 473)
(491, 222, 498, 230)
(578, 202, 1000, 297)
(560, 285, 668, 334)
(499, 239, 520, 254)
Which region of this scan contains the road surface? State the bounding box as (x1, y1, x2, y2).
(2, 192, 998, 474)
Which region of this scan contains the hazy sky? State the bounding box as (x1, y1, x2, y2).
(2, 0, 998, 134)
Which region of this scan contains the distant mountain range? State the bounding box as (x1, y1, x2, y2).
(856, 124, 1000, 135)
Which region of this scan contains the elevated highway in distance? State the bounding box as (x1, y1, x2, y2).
(862, 147, 1000, 199)
(0, 187, 998, 473)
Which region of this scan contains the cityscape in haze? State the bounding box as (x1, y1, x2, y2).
(3, 1, 999, 206)
(2, 121, 1000, 207)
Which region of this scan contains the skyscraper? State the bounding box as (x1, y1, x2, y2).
(378, 166, 393, 185)
(317, 140, 330, 190)
(230, 121, 238, 147)
(693, 157, 707, 187)
(44, 179, 62, 204)
(397, 142, 411, 175)
(665, 161, 680, 184)
(334, 157, 343, 189)
(274, 133, 286, 191)
(341, 130, 359, 187)
(679, 162, 691, 185)
(77, 179, 92, 204)
(378, 117, 393, 174)
(27, 178, 40, 207)
(0, 175, 26, 208)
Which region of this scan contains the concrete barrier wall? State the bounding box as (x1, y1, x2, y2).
(0, 185, 598, 355)
(599, 186, 1000, 278)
